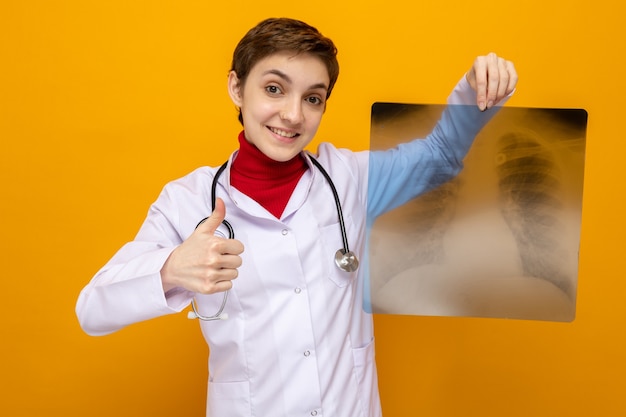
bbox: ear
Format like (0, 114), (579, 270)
(228, 71), (243, 107)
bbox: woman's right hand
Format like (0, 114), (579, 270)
(160, 198), (244, 294)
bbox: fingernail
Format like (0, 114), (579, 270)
(478, 101), (486, 111)
(487, 100), (494, 109)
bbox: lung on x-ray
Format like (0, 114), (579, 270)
(368, 104), (587, 322)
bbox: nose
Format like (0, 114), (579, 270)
(280, 98), (304, 125)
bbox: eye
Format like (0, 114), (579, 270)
(306, 96), (323, 105)
(265, 85), (282, 95)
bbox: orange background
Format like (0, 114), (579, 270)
(1, 1), (624, 416)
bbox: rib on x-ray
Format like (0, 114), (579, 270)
(368, 105), (587, 322)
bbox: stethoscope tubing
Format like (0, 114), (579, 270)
(189, 161), (232, 321)
(307, 155), (351, 254)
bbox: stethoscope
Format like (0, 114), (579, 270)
(188, 154), (359, 321)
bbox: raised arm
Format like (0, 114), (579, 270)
(367, 53), (517, 219)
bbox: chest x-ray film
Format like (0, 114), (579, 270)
(368, 104), (587, 322)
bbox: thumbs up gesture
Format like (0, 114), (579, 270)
(161, 198), (244, 294)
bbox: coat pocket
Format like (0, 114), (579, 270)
(352, 338), (382, 417)
(318, 215), (358, 288)
(207, 380), (251, 417)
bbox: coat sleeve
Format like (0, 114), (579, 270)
(366, 76), (512, 219)
(76, 183), (195, 336)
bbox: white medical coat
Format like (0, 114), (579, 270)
(76, 77), (506, 417)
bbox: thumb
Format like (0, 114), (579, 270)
(197, 197), (226, 234)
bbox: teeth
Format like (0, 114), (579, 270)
(270, 128), (297, 138)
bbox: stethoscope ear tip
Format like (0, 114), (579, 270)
(187, 311), (198, 320)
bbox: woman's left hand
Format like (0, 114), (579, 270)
(466, 53), (518, 111)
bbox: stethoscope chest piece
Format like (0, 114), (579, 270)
(335, 249), (359, 272)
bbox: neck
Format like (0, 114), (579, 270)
(230, 131), (308, 218)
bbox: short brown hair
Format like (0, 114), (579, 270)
(230, 18), (340, 124)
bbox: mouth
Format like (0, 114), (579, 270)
(268, 126), (300, 139)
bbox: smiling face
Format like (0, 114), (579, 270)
(228, 51), (330, 162)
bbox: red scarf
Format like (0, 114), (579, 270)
(230, 131), (308, 218)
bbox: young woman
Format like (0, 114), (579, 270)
(77, 17), (517, 417)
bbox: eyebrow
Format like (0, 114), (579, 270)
(263, 69), (328, 91)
